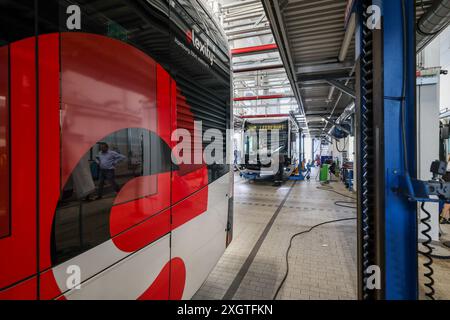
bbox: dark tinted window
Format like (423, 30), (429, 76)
(170, 0), (231, 182)
(0, 46), (9, 238)
(0, 0), (36, 45)
(37, 0), (171, 68)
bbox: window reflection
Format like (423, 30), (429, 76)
(53, 128), (171, 265)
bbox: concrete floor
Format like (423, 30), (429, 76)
(191, 171), (450, 300)
(193, 173), (358, 300)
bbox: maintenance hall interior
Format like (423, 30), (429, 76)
(0, 0), (450, 301)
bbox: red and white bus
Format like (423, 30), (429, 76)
(0, 0), (232, 300)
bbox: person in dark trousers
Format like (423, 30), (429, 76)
(95, 142), (126, 199)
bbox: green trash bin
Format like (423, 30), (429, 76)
(320, 164), (329, 182)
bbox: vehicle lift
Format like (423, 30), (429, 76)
(350, 0), (449, 300)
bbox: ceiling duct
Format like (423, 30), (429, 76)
(417, 0), (450, 52)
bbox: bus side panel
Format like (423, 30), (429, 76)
(60, 235), (170, 300)
(171, 173), (229, 299)
(0, 38), (37, 290)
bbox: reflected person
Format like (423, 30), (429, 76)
(96, 142), (126, 199)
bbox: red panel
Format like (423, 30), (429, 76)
(0, 38), (37, 289)
(171, 187), (208, 230)
(0, 277), (37, 300)
(171, 84), (208, 203)
(38, 34), (60, 271)
(110, 172), (170, 237)
(171, 166), (208, 205)
(112, 209), (170, 253)
(156, 65), (172, 147)
(169, 257), (186, 300)
(0, 45), (9, 238)
(60, 33), (157, 187)
(39, 270), (62, 300)
(170, 80), (177, 148)
(138, 259), (171, 300)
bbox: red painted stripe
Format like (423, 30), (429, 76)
(231, 44), (278, 56)
(157, 65), (172, 147)
(38, 33), (60, 271)
(0, 38), (37, 289)
(0, 46), (9, 238)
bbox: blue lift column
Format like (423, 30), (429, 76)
(353, 0), (418, 300)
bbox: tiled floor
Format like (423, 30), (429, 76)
(193, 173), (358, 300)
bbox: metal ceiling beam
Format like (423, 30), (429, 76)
(226, 25), (271, 36)
(233, 64), (284, 73)
(298, 73), (354, 82)
(296, 61), (354, 75)
(221, 0), (261, 10)
(321, 117), (351, 135)
(240, 114), (291, 119)
(228, 31), (273, 41)
(261, 0), (306, 117)
(325, 79), (355, 99)
(234, 94), (295, 101)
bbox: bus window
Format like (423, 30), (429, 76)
(0, 45), (9, 238)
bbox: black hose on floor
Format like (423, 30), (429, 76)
(317, 183), (357, 210)
(273, 217), (357, 300)
(334, 201), (357, 209)
(317, 184), (356, 201)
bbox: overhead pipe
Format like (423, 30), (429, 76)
(327, 12), (356, 103)
(338, 13), (356, 62)
(417, 0), (450, 53)
(231, 44), (278, 56)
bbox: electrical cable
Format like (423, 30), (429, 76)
(418, 202), (435, 300)
(400, 0), (436, 299)
(317, 183), (357, 209)
(430, 253), (450, 260)
(272, 217), (357, 300)
(335, 137), (348, 154)
(334, 201), (357, 209)
(317, 184), (357, 201)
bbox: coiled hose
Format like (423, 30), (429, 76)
(419, 202), (435, 300)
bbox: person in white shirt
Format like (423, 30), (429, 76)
(96, 142), (126, 199)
